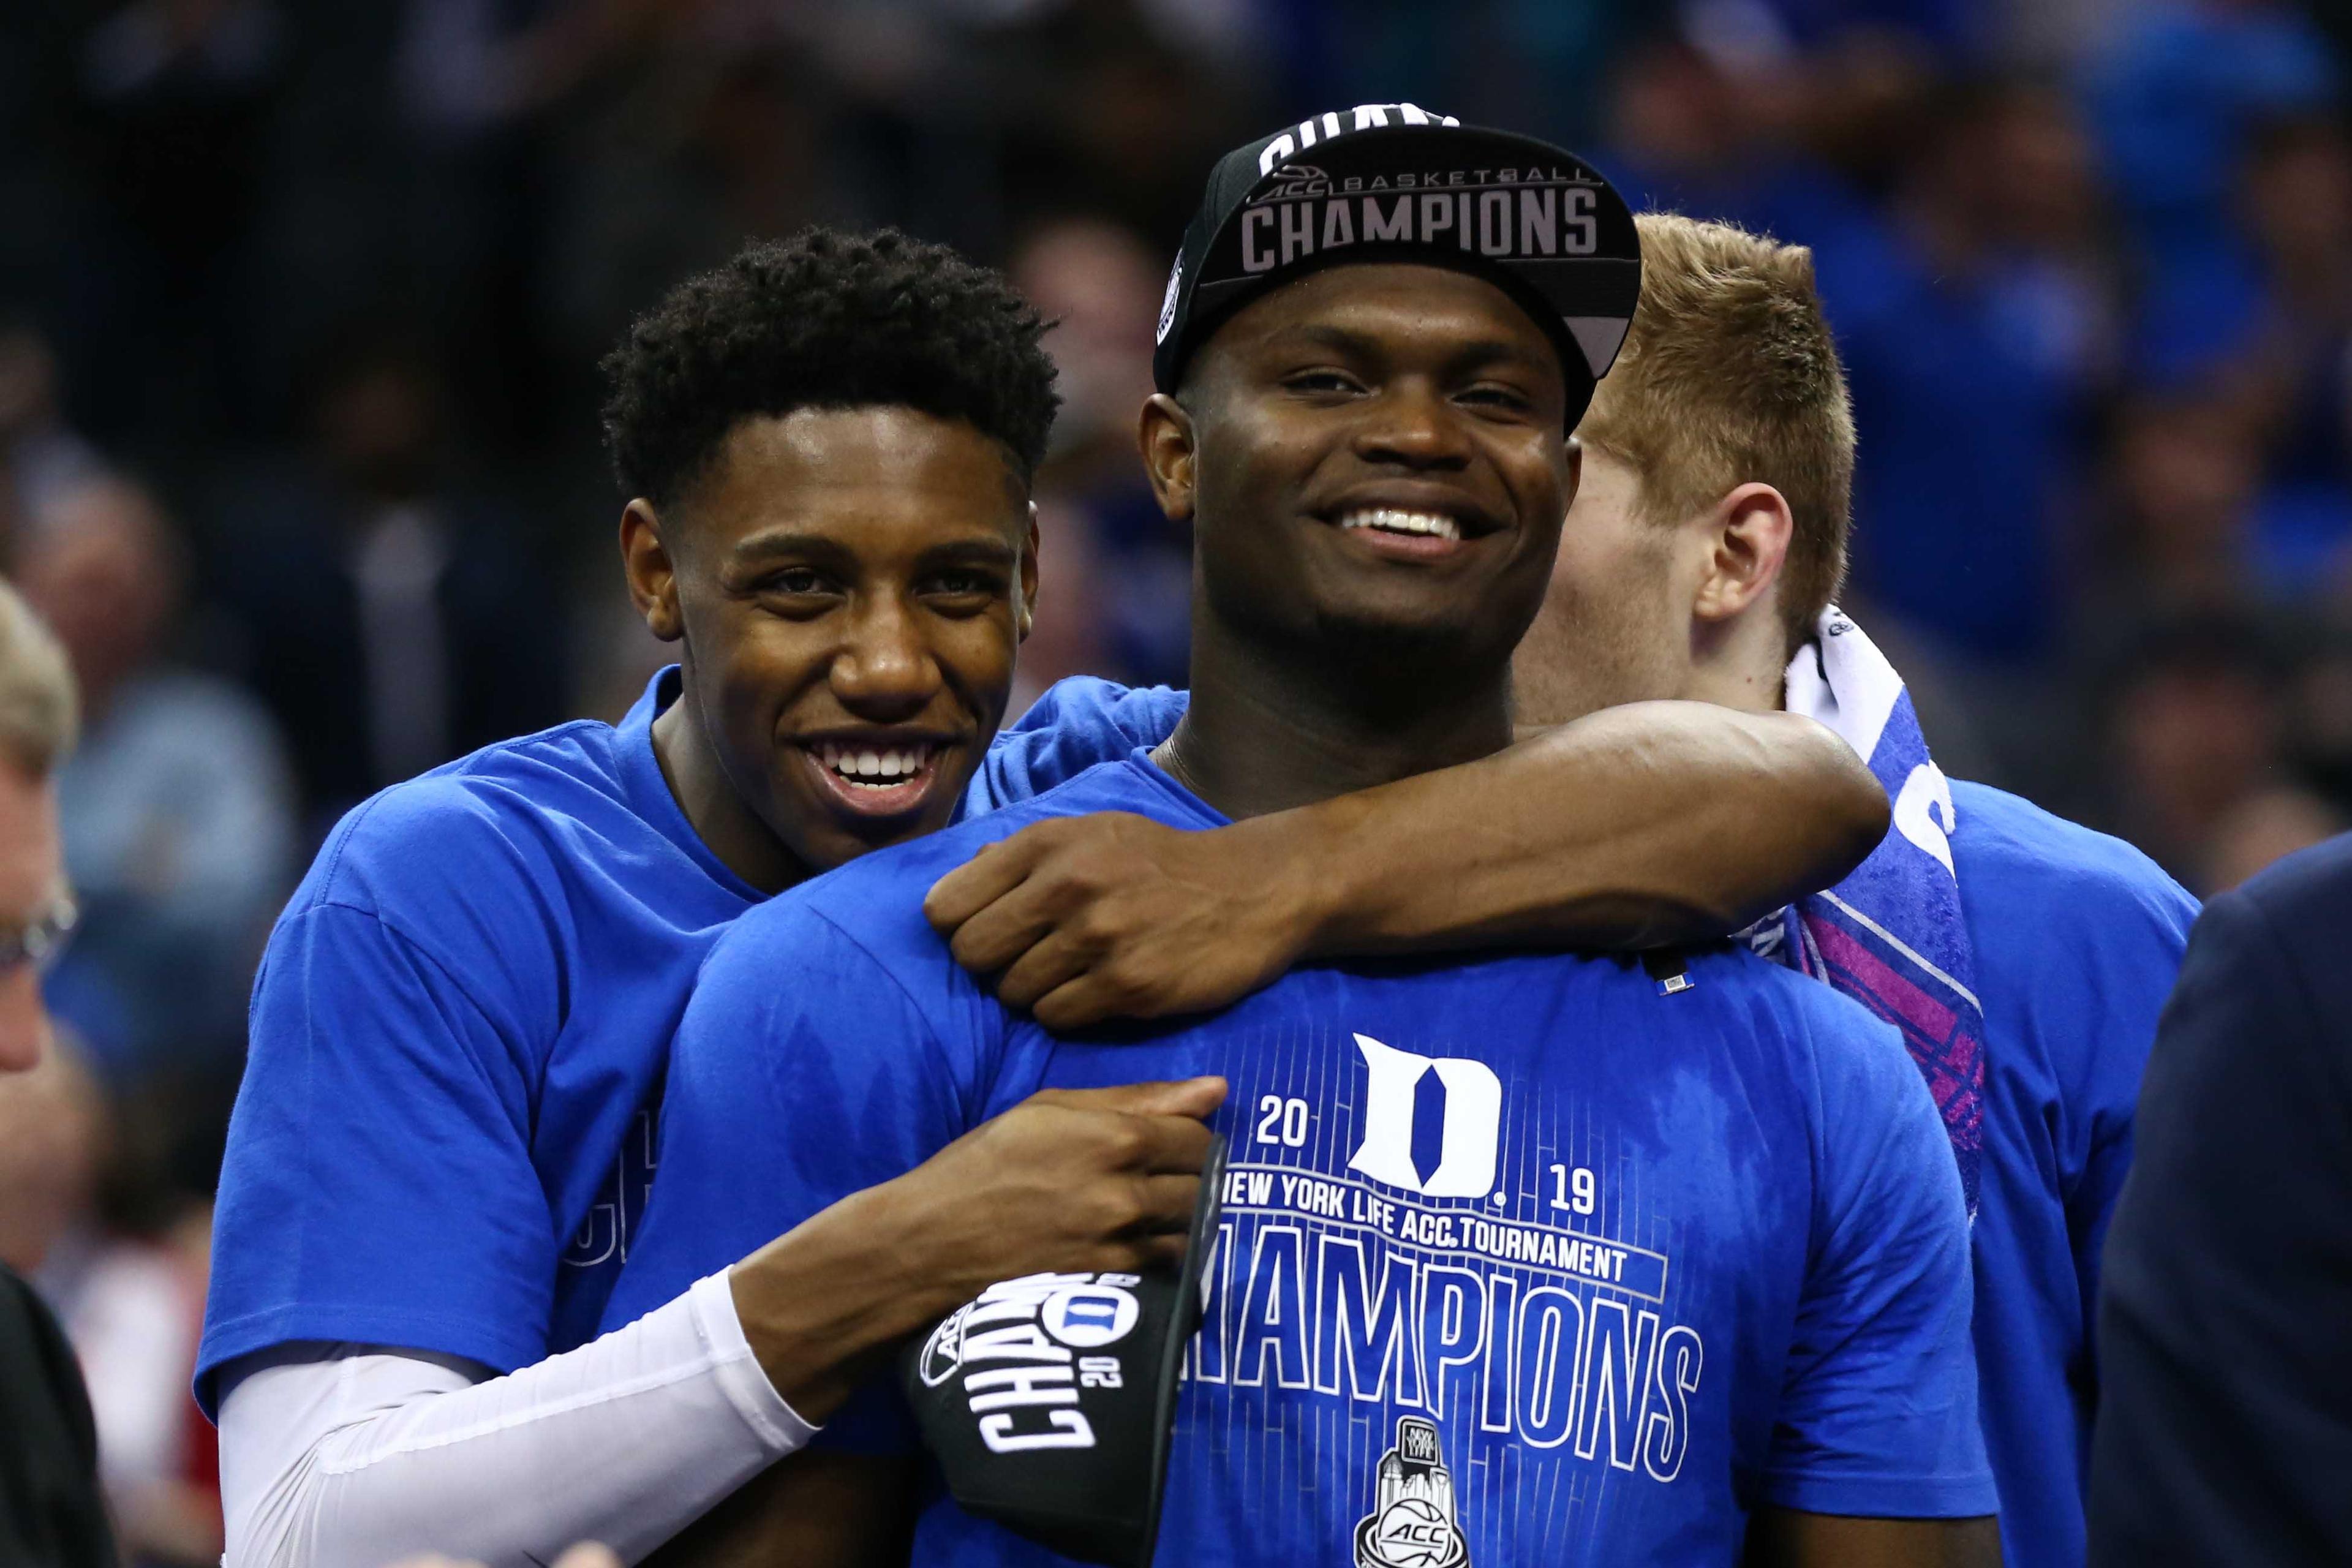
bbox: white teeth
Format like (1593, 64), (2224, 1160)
(816, 741), (935, 788)
(1337, 507), (1463, 541)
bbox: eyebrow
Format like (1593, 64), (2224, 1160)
(730, 529), (850, 565)
(1439, 336), (1548, 375)
(1278, 325), (1548, 378)
(1287, 323), (1381, 360)
(729, 529), (1022, 568)
(918, 537), (1020, 567)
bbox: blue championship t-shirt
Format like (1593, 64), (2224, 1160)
(196, 669), (1169, 1415)
(971, 681), (2197, 1568)
(604, 755), (1995, 1563)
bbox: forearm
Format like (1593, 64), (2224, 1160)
(725, 1178), (975, 1420)
(219, 1276), (810, 1568)
(1275, 701), (1888, 956)
(1746, 1510), (2002, 1567)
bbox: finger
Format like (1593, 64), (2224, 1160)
(1121, 1109), (1220, 1174)
(552, 1548), (623, 1568)
(994, 930), (1093, 1012)
(1032, 1077), (1227, 1121)
(944, 877), (1062, 977)
(1031, 973), (1121, 1033)
(924, 833), (1041, 934)
(1136, 1231), (1193, 1271)
(1127, 1172), (1205, 1232)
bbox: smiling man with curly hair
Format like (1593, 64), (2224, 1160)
(201, 227), (1229, 1568)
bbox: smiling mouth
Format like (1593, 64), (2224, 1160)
(1336, 506), (1465, 543)
(802, 738), (949, 819)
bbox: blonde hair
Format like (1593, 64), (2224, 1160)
(0, 579), (75, 778)
(1578, 213), (1855, 655)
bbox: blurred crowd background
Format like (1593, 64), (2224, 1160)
(6, 0), (2352, 1559)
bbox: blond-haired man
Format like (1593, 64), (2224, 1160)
(1512, 214), (2197, 1568)
(0, 578), (112, 1567)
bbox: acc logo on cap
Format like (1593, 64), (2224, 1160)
(1041, 1283), (1140, 1349)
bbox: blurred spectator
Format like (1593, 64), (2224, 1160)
(0, 573), (116, 1568)
(1829, 76), (2115, 669)
(0, 322), (104, 554)
(1, 1039), (220, 1568)
(66, 0), (289, 443)
(212, 332), (567, 828)
(1012, 216), (1191, 693)
(13, 475), (294, 1077)
(2095, 611), (2290, 891)
(2288, 624), (2352, 806)
(2093, 391), (2265, 615)
(546, 31), (843, 384)
(2203, 782), (2348, 888)
(970, 0), (1257, 246)
(1602, 29), (1879, 249)
(2232, 117), (2352, 587)
(2082, 0), (2340, 390)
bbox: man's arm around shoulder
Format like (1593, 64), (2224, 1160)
(932, 703), (1886, 1028)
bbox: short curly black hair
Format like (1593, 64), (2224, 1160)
(601, 227), (1060, 507)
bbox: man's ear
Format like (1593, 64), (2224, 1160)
(620, 498), (684, 642)
(1692, 481), (1794, 627)
(1018, 502), (1041, 642)
(1562, 434), (1585, 512)
(1138, 393), (1198, 523)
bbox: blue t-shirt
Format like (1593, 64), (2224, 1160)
(1944, 782), (2195, 1568)
(606, 756), (1994, 1564)
(972, 685), (2196, 1568)
(197, 669), (1169, 1416)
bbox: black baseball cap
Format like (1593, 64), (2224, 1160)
(1152, 104), (1643, 426)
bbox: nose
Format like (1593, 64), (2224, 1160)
(0, 965), (50, 1074)
(829, 592), (941, 720)
(1352, 379), (1473, 471)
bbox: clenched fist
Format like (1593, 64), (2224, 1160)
(925, 812), (1316, 1030)
(888, 1077), (1229, 1292)
(730, 1077), (1226, 1418)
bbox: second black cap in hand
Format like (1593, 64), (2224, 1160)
(1152, 104), (1643, 427)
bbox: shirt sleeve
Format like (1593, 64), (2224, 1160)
(216, 1277), (810, 1568)
(2061, 873), (2196, 1363)
(1756, 998), (1997, 1520)
(199, 900), (555, 1415)
(966, 678), (1186, 813)
(602, 898), (994, 1452)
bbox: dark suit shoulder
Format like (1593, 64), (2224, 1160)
(0, 1267), (114, 1567)
(2089, 837), (2352, 1564)
(2230, 831), (2352, 937)
(2197, 835), (2352, 1047)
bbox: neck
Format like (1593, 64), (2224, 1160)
(651, 684), (812, 896)
(1681, 606), (1789, 714)
(1159, 620), (1517, 821)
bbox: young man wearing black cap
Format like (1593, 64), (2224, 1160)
(603, 111), (1999, 1566)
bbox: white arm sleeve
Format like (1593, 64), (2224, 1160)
(217, 1272), (815, 1568)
